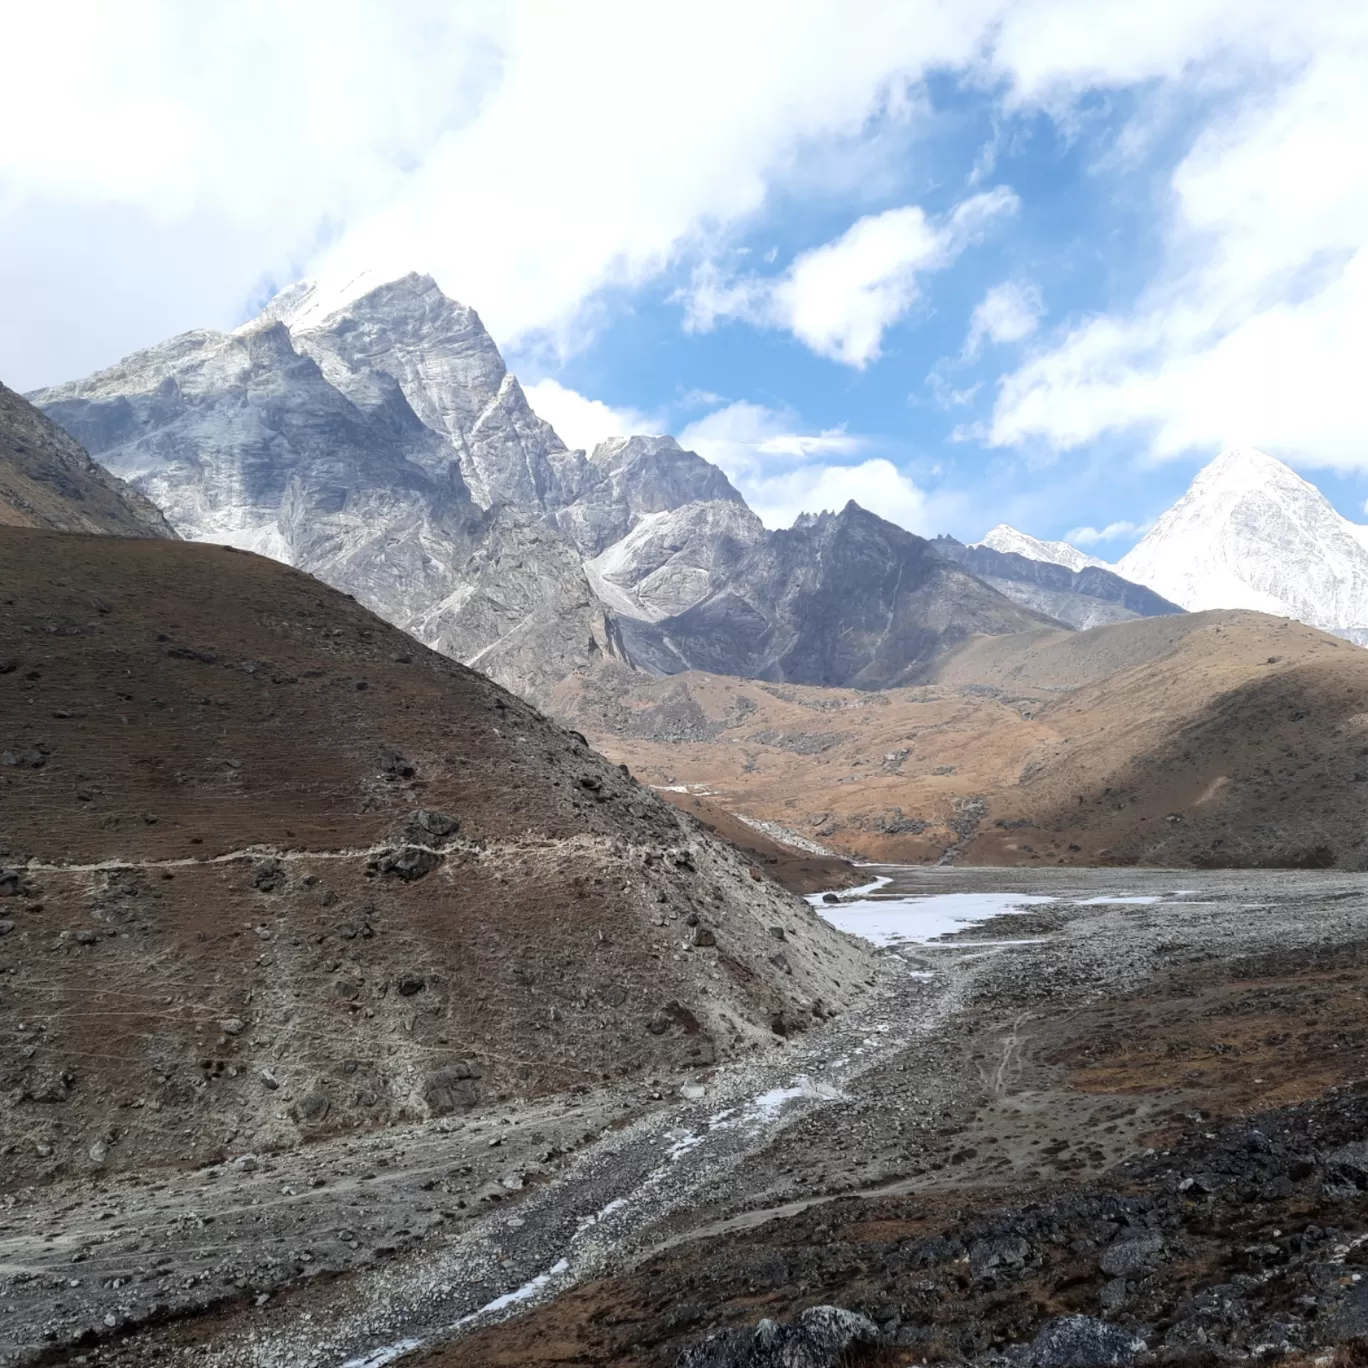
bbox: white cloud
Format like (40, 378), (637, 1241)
(989, 11), (1368, 470)
(677, 400), (929, 530)
(521, 379), (654, 453)
(1066, 519), (1151, 546)
(2, 0), (1365, 518)
(963, 281), (1042, 359)
(685, 190), (1020, 367)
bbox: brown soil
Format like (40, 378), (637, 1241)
(554, 610), (1368, 870)
(0, 528), (873, 1192)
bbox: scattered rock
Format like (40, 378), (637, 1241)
(422, 1062), (482, 1116)
(693, 927), (717, 948)
(220, 1017), (245, 1036)
(1021, 1315), (1146, 1367)
(676, 1305), (881, 1368)
(251, 859), (282, 892)
(408, 809), (460, 840)
(397, 973), (426, 997)
(1098, 1231), (1163, 1277)
(292, 1091), (331, 1125)
(374, 847), (443, 881)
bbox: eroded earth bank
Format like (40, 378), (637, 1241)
(8, 867), (1368, 1367)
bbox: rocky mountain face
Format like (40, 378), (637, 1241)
(0, 380), (174, 537)
(932, 535), (1184, 630)
(1115, 447), (1368, 645)
(34, 271), (1070, 700)
(33, 276), (624, 702)
(615, 503), (1056, 687)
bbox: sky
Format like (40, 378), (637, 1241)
(3, 0), (1367, 553)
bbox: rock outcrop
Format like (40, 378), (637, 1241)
(617, 503), (1058, 687)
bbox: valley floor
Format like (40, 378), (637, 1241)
(7, 868), (1368, 1367)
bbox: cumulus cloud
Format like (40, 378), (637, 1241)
(989, 10), (1368, 470)
(521, 379), (655, 453)
(963, 281), (1042, 359)
(4, 0), (1366, 514)
(685, 190), (1020, 367)
(677, 400), (929, 530)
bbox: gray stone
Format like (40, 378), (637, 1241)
(423, 1063), (482, 1116)
(1024, 1315), (1147, 1367)
(970, 1234), (1031, 1279)
(1098, 1232), (1163, 1277)
(692, 927), (717, 948)
(409, 809), (460, 840)
(292, 1091), (331, 1125)
(675, 1305), (881, 1368)
(397, 973), (426, 997)
(379, 848), (442, 881)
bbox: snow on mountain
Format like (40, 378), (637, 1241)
(976, 523), (1109, 573)
(1116, 447), (1368, 645)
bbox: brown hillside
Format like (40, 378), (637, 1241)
(555, 610), (1368, 870)
(0, 380), (174, 536)
(0, 529), (871, 1192)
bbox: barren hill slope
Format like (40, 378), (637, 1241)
(0, 529), (871, 1192)
(557, 610), (1368, 870)
(0, 381), (173, 537)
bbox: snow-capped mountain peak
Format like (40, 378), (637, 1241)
(975, 523), (1109, 573)
(1116, 446), (1368, 643)
(245, 267), (428, 336)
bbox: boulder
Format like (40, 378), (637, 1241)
(676, 1305), (882, 1367)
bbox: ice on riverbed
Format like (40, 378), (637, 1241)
(745, 1077), (842, 1120)
(458, 1258), (571, 1325)
(810, 891), (1056, 945)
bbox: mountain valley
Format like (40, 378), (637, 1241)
(7, 277), (1368, 1368)
(561, 609), (1368, 871)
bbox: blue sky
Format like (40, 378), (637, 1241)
(3, 2), (1366, 555)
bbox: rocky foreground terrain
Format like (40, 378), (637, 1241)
(560, 608), (1368, 870)
(6, 868), (1368, 1367)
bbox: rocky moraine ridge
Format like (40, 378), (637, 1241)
(32, 274), (1180, 703)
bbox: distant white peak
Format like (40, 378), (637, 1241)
(1187, 446), (1319, 499)
(976, 523), (1109, 573)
